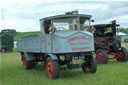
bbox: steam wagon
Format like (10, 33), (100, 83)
(17, 11), (97, 79)
(0, 35), (14, 52)
(90, 20), (128, 64)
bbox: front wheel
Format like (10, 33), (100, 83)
(96, 49), (108, 64)
(46, 57), (59, 79)
(117, 47), (128, 62)
(82, 56), (97, 73)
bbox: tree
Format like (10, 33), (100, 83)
(117, 28), (128, 34)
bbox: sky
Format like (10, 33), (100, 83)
(1, 0), (128, 32)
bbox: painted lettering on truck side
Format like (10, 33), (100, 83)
(69, 43), (89, 45)
(67, 36), (91, 51)
(72, 47), (89, 51)
(67, 36), (92, 43)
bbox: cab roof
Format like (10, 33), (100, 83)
(91, 24), (120, 28)
(40, 14), (92, 21)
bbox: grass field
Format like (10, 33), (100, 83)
(0, 43), (128, 85)
(0, 31), (40, 41)
(14, 31), (40, 40)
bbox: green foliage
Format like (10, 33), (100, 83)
(117, 28), (128, 34)
(0, 31), (40, 41)
(14, 31), (40, 40)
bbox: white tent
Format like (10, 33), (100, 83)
(116, 32), (127, 36)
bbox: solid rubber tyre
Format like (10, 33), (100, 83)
(96, 49), (108, 64)
(117, 47), (128, 62)
(46, 57), (59, 79)
(22, 55), (31, 69)
(82, 56), (97, 73)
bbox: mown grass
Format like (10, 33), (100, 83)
(0, 43), (128, 85)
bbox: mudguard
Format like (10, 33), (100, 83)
(24, 52), (35, 61)
(47, 53), (58, 60)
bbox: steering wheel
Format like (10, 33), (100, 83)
(58, 27), (65, 30)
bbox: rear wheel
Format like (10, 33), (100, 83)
(23, 55), (31, 69)
(117, 47), (128, 62)
(82, 56), (97, 73)
(46, 57), (59, 79)
(96, 49), (108, 64)
(22, 55), (36, 69)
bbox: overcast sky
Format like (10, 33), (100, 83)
(1, 0), (128, 32)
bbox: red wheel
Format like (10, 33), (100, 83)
(23, 56), (27, 68)
(46, 57), (59, 79)
(22, 55), (31, 69)
(46, 61), (54, 78)
(96, 49), (108, 64)
(119, 51), (125, 59)
(96, 52), (104, 63)
(117, 47), (128, 62)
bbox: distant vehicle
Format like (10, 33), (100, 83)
(1, 29), (16, 36)
(124, 38), (128, 43)
(0, 35), (14, 52)
(90, 20), (128, 64)
(17, 11), (97, 79)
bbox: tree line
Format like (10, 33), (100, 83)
(117, 28), (128, 34)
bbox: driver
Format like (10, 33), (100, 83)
(49, 25), (54, 34)
(45, 24), (50, 34)
(105, 26), (112, 34)
(91, 26), (96, 33)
